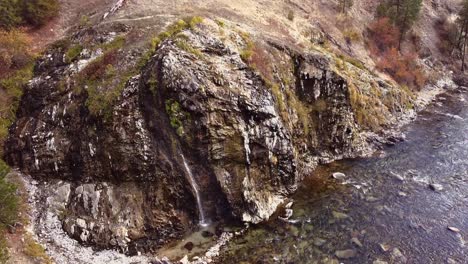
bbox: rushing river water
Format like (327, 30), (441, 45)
(216, 88), (468, 263)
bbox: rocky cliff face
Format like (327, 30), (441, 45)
(4, 19), (413, 253)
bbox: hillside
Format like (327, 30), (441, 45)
(0, 0), (466, 263)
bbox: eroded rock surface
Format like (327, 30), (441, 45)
(4, 19), (415, 253)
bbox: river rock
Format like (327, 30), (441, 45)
(335, 249), (357, 259)
(429, 183), (444, 191)
(391, 248), (407, 263)
(390, 172), (405, 182)
(332, 211), (349, 219)
(379, 243), (390, 252)
(373, 260), (388, 264)
(289, 225), (300, 237)
(448, 226), (461, 233)
(184, 242), (194, 251)
(351, 237), (363, 248)
(313, 237), (327, 247)
(398, 191), (407, 197)
(447, 257), (458, 264)
(332, 172), (346, 180)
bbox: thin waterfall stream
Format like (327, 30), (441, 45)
(181, 154), (209, 227)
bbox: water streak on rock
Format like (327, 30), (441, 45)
(181, 154), (209, 227)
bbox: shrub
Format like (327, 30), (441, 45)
(0, 0), (59, 29)
(0, 0), (22, 30)
(239, 32), (255, 63)
(0, 63), (34, 148)
(368, 17), (399, 54)
(287, 10), (295, 21)
(81, 50), (120, 118)
(0, 160), (18, 229)
(376, 48), (426, 90)
(215, 19), (225, 28)
(0, 29), (33, 77)
(80, 50), (118, 81)
(367, 18), (425, 90)
(165, 99), (188, 136)
(65, 44), (83, 63)
(24, 234), (52, 263)
(343, 29), (361, 44)
(188, 16), (203, 29)
(435, 17), (459, 56)
(21, 0), (59, 27)
(176, 38), (202, 58)
(99, 35), (126, 51)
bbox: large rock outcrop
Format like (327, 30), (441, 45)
(4, 19), (412, 253)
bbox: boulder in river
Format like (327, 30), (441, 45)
(332, 172), (346, 180)
(184, 242), (194, 251)
(448, 226), (460, 233)
(332, 211), (349, 219)
(335, 249), (357, 259)
(373, 260), (388, 264)
(391, 248), (407, 263)
(313, 237), (327, 247)
(429, 183), (444, 192)
(351, 237), (363, 248)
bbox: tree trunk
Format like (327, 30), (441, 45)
(462, 34), (467, 71)
(398, 10), (409, 51)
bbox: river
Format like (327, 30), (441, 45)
(216, 87), (468, 263)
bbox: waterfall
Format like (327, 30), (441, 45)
(180, 154), (209, 227)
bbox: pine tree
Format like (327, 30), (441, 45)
(0, 0), (22, 30)
(377, 0), (423, 50)
(338, 0), (354, 14)
(457, 0), (468, 71)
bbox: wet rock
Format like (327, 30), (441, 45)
(215, 226), (224, 237)
(373, 260), (388, 264)
(321, 257), (339, 264)
(391, 248), (407, 263)
(429, 183), (444, 191)
(351, 237), (363, 248)
(289, 225), (300, 237)
(281, 209), (294, 220)
(313, 237), (327, 247)
(448, 226), (461, 233)
(379, 243), (390, 252)
(366, 196), (379, 202)
(332, 211), (349, 219)
(332, 172), (346, 180)
(398, 191), (407, 197)
(335, 249), (357, 259)
(390, 171), (405, 182)
(184, 242), (194, 251)
(201, 231), (214, 238)
(447, 257), (458, 264)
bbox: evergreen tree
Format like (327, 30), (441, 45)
(457, 0), (468, 71)
(21, 0), (59, 27)
(377, 0), (423, 50)
(0, 0), (22, 30)
(338, 0), (354, 14)
(0, 0), (59, 30)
